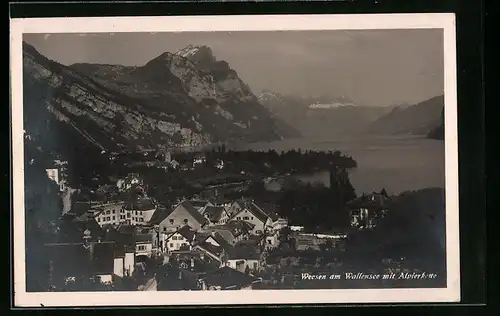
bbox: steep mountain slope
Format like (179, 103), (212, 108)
(68, 44), (299, 143)
(23, 42), (298, 161)
(24, 42), (212, 153)
(368, 95), (444, 136)
(258, 91), (391, 137)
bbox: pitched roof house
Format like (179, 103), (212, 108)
(135, 233), (154, 258)
(347, 190), (392, 229)
(192, 231), (233, 264)
(201, 206), (230, 225)
(158, 201), (208, 233)
(147, 208), (171, 226)
(201, 266), (261, 290)
(155, 264), (201, 291)
(123, 197), (157, 225)
(231, 201), (273, 235)
(162, 225), (197, 253)
(204, 220), (254, 245)
(169, 249), (221, 273)
(188, 199), (213, 212)
(226, 243), (263, 273)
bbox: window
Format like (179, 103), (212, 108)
(112, 216), (115, 220)
(172, 236), (177, 240)
(106, 211), (110, 215)
(135, 211), (138, 215)
(163, 227), (167, 232)
(183, 219), (188, 225)
(169, 219), (174, 224)
(127, 213), (131, 218)
(169, 243), (174, 248)
(97, 217), (100, 222)
(106, 217), (110, 221)
(237, 217), (241, 220)
(251, 217), (254, 220)
(112, 210), (115, 214)
(137, 245), (146, 251)
(253, 262), (257, 269)
(140, 218), (143, 222)
(244, 216), (249, 220)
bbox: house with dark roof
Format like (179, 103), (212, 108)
(162, 225), (197, 253)
(135, 233), (154, 258)
(155, 263), (201, 291)
(201, 206), (230, 226)
(169, 249), (221, 274)
(203, 220), (254, 245)
(231, 200), (273, 236)
(200, 266), (261, 290)
(347, 190), (392, 230)
(123, 197), (157, 225)
(192, 231), (233, 265)
(226, 243), (263, 273)
(158, 201), (208, 233)
(188, 199), (213, 212)
(147, 207), (171, 226)
(227, 199), (247, 217)
(101, 226), (136, 277)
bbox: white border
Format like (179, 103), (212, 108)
(10, 14), (459, 307)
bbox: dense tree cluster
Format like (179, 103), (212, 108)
(175, 147), (357, 176)
(343, 188), (446, 273)
(226, 174), (356, 233)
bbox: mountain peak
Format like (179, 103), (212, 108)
(175, 45), (216, 63)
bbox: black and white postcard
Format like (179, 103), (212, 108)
(10, 14), (459, 306)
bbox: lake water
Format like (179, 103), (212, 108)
(230, 135), (445, 195)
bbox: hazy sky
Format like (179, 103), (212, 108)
(24, 30), (444, 106)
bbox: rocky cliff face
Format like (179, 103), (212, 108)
(23, 43), (298, 156)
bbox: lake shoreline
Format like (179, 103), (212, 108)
(232, 135), (445, 195)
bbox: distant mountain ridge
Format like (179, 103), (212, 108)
(427, 108), (444, 140)
(23, 42), (300, 159)
(257, 91), (392, 137)
(368, 95), (444, 137)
